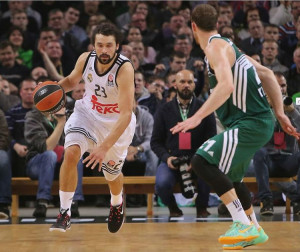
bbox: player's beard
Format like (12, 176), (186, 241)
(177, 89), (193, 100)
(97, 52), (116, 65)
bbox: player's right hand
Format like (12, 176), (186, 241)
(277, 113), (300, 139)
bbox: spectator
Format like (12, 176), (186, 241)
(278, 1), (300, 67)
(177, 25), (205, 60)
(39, 40), (74, 81)
(232, 1), (269, 29)
(85, 14), (106, 36)
(156, 36), (205, 97)
(135, 71), (159, 116)
(217, 15), (231, 29)
(24, 107), (84, 217)
(165, 72), (177, 89)
(0, 109), (12, 219)
(151, 14), (185, 52)
(129, 41), (156, 65)
(127, 26), (157, 65)
(269, 0), (293, 26)
(9, 9), (38, 51)
(264, 24), (285, 64)
(251, 53), (262, 64)
(236, 7), (262, 41)
(218, 3), (234, 25)
(178, 5), (191, 27)
(0, 41), (30, 89)
(151, 69), (216, 217)
(22, 0), (42, 29)
(0, 78), (20, 113)
(123, 99), (158, 177)
(159, 0), (183, 26)
(30, 67), (48, 82)
(63, 5), (88, 44)
(31, 1), (66, 28)
(287, 47), (300, 96)
(147, 76), (167, 105)
(154, 51), (187, 79)
(240, 19), (265, 56)
(77, 0), (104, 29)
(130, 12), (157, 47)
(261, 39), (288, 75)
(219, 25), (236, 43)
(253, 72), (300, 215)
(0, 1), (39, 34)
(6, 78), (36, 177)
(264, 24), (280, 41)
(115, 1), (138, 31)
(8, 26), (33, 69)
(47, 9), (81, 56)
(65, 79), (86, 113)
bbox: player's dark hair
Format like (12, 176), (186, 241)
(91, 21), (123, 45)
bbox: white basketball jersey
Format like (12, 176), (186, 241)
(78, 51), (132, 123)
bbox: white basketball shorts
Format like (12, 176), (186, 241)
(64, 102), (136, 181)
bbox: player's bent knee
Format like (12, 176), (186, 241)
(191, 154), (216, 181)
(191, 154), (233, 196)
(64, 145), (81, 163)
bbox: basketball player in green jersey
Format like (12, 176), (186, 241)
(171, 4), (300, 249)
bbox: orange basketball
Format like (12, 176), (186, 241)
(33, 81), (66, 113)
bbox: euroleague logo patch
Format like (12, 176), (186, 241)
(107, 74), (114, 87)
(102, 159), (123, 171)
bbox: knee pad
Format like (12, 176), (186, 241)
(191, 155), (233, 196)
(233, 182), (251, 210)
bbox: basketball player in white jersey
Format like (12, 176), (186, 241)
(49, 22), (136, 233)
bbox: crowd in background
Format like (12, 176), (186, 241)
(1, 0), (300, 219)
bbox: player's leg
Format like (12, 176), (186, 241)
(103, 168), (125, 233)
(192, 155), (258, 244)
(223, 182), (269, 249)
(49, 144), (81, 232)
(192, 128), (262, 244)
(50, 107), (93, 232)
(59, 145), (81, 213)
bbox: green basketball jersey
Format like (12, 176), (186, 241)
(206, 34), (271, 128)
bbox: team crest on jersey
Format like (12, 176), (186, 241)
(107, 74), (114, 87)
(87, 73), (93, 82)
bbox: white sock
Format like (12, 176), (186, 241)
(248, 212), (260, 229)
(110, 190), (123, 206)
(226, 199), (251, 225)
(59, 190), (74, 216)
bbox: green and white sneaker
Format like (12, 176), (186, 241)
(218, 221), (259, 245)
(222, 226), (268, 250)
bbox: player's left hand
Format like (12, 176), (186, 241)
(170, 116), (202, 134)
(83, 145), (108, 171)
(277, 113), (300, 139)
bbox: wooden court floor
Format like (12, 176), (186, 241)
(0, 222), (299, 252)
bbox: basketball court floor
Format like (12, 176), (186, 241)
(1, 206), (299, 251)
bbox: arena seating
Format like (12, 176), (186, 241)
(11, 176), (295, 217)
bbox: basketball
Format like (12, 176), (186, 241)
(33, 81), (66, 114)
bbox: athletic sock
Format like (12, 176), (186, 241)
(110, 190), (123, 206)
(226, 199), (251, 225)
(59, 190), (74, 216)
(248, 212), (260, 229)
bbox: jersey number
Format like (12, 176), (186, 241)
(200, 139), (216, 152)
(95, 84), (107, 98)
